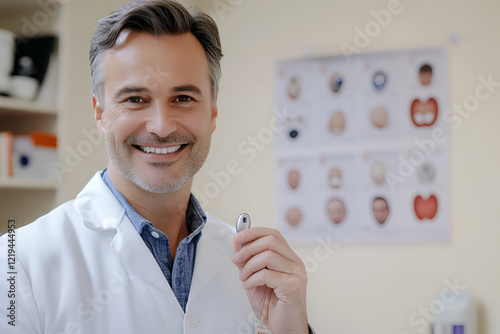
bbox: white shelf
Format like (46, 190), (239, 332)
(0, 96), (57, 116)
(0, 177), (58, 190)
(0, 0), (62, 230)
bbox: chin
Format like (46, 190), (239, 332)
(120, 164), (183, 193)
(134, 177), (185, 194)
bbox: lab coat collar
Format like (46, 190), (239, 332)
(110, 211), (182, 314)
(74, 172), (183, 312)
(74, 171), (125, 231)
(188, 214), (231, 303)
(74, 172), (236, 313)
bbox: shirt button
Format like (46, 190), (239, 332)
(187, 314), (200, 328)
(151, 231), (160, 239)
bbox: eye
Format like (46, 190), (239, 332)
(174, 95), (194, 103)
(124, 96), (145, 103)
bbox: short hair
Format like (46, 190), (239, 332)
(419, 64), (432, 74)
(373, 196), (389, 208)
(89, 0), (223, 104)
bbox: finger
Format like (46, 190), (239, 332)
(234, 227), (288, 245)
(231, 236), (245, 270)
(231, 232), (244, 253)
(238, 250), (296, 282)
(232, 233), (301, 266)
(241, 269), (305, 302)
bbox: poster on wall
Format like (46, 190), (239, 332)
(274, 47), (450, 244)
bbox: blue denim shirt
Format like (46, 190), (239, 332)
(101, 169), (206, 312)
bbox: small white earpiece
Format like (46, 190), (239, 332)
(236, 213), (251, 233)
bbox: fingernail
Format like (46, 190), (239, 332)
(234, 233), (244, 242)
(231, 251), (239, 261)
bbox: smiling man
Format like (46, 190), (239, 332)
(94, 30), (218, 260)
(0, 1), (312, 333)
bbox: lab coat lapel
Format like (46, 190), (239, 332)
(76, 172), (182, 312)
(75, 172), (124, 231)
(110, 215), (176, 297)
(188, 222), (227, 301)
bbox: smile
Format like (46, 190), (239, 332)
(136, 145), (183, 154)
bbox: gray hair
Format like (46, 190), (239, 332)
(89, 0), (223, 104)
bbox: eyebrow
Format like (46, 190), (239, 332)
(113, 84), (204, 101)
(171, 84), (203, 96)
(113, 86), (150, 101)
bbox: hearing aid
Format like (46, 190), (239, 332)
(236, 213), (251, 246)
(236, 213), (251, 233)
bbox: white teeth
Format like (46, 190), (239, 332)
(414, 112), (424, 125)
(424, 112), (435, 124)
(167, 146), (181, 153)
(139, 145), (182, 154)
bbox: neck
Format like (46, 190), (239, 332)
(108, 164), (192, 258)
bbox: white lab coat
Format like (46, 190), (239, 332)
(0, 172), (261, 334)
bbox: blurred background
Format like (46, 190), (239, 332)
(0, 0), (499, 333)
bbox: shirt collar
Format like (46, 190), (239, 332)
(185, 192), (207, 244)
(101, 168), (207, 239)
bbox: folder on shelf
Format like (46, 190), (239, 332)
(13, 132), (58, 180)
(0, 131), (13, 177)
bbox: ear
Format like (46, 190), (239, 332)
(92, 94), (106, 136)
(210, 94), (218, 134)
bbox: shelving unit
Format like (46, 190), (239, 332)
(0, 96), (57, 116)
(0, 177), (58, 190)
(0, 0), (63, 234)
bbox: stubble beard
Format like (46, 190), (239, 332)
(105, 132), (211, 194)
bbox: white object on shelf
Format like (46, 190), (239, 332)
(10, 75), (39, 101)
(37, 52), (59, 106)
(13, 133), (58, 181)
(433, 291), (477, 334)
(0, 29), (15, 95)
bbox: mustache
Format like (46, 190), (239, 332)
(125, 133), (195, 146)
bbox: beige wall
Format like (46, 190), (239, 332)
(57, 0), (500, 333)
(57, 0), (126, 201)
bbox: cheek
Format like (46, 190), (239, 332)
(104, 107), (141, 139)
(183, 111), (214, 137)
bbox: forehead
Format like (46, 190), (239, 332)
(329, 200), (343, 208)
(103, 30), (210, 93)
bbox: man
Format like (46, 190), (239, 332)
(0, 1), (312, 333)
(373, 196), (390, 225)
(419, 64), (433, 86)
(327, 198), (345, 225)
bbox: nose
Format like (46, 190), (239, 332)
(145, 103), (177, 137)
